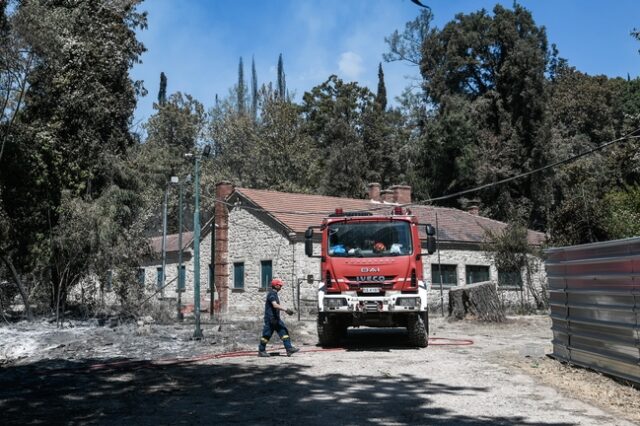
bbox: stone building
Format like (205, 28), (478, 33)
(142, 182), (547, 320)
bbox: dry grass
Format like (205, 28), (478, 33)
(515, 356), (640, 424)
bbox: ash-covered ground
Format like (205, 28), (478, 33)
(0, 315), (317, 367)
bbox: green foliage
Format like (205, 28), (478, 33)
(158, 72), (167, 106)
(376, 63), (387, 111)
(237, 57), (246, 114)
(548, 190), (610, 246)
(251, 57), (258, 121)
(208, 97), (260, 187)
(253, 89), (315, 191)
(302, 75), (376, 197)
(144, 92), (207, 151)
(0, 0), (149, 317)
(417, 4), (551, 225)
(277, 53), (286, 100)
(384, 9), (433, 65)
(603, 186), (640, 239)
(483, 223), (547, 309)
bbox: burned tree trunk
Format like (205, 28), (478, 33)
(448, 281), (506, 322)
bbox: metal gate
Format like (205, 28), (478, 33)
(545, 237), (640, 385)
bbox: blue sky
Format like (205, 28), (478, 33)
(131, 0), (640, 127)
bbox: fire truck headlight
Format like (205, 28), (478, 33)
(324, 298), (347, 309)
(396, 297), (420, 308)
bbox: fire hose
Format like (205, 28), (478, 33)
(45, 337), (474, 374)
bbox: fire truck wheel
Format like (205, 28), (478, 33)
(317, 316), (340, 347)
(407, 314), (429, 348)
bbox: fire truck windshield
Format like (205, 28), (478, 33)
(327, 221), (412, 257)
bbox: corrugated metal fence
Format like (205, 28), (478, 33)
(545, 237), (640, 385)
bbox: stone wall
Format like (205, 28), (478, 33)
(226, 208), (299, 321)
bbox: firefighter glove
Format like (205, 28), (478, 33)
(285, 308), (294, 316)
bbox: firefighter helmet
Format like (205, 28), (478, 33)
(373, 242), (386, 253)
(271, 278), (285, 288)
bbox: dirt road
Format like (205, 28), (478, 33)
(1, 315), (638, 425)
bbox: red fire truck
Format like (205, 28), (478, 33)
(304, 207), (436, 347)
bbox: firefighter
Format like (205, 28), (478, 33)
(258, 278), (300, 357)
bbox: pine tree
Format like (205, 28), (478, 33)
(277, 53), (286, 100)
(251, 56), (258, 120)
(376, 63), (387, 111)
(158, 72), (167, 106)
(237, 57), (246, 114)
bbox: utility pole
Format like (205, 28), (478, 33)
(435, 210), (444, 317)
(177, 176), (186, 321)
(192, 155), (204, 339)
(160, 185), (169, 298)
(187, 146), (210, 340)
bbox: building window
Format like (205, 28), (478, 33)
(261, 260), (273, 289)
(498, 269), (523, 288)
(431, 264), (458, 287)
(156, 267), (164, 289)
(105, 270), (113, 292)
(177, 265), (186, 291)
(233, 262), (244, 289)
(137, 268), (145, 286)
(466, 265), (490, 284)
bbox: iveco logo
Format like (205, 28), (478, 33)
(356, 276), (385, 282)
(360, 267), (380, 273)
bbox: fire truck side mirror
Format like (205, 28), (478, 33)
(425, 223), (436, 254)
(425, 224), (436, 236)
(304, 228), (314, 257)
(426, 236), (436, 255)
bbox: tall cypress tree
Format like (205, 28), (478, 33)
(158, 72), (167, 106)
(277, 53), (286, 100)
(376, 63), (387, 111)
(237, 57), (246, 114)
(251, 56), (258, 120)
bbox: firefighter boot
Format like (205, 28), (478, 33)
(286, 347), (300, 356)
(258, 351), (271, 357)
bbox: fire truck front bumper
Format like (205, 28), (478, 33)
(319, 287), (427, 313)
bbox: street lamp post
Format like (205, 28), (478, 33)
(192, 155), (204, 339)
(160, 185), (168, 298)
(176, 175), (189, 321)
(186, 146), (210, 340)
(161, 177), (179, 298)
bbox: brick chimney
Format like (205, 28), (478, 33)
(214, 181), (234, 315)
(390, 185), (412, 204)
(367, 183), (381, 201)
(466, 199), (480, 216)
(380, 189), (394, 203)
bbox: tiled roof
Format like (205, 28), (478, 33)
(150, 232), (194, 253)
(234, 187), (546, 246)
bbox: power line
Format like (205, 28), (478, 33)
(197, 129), (640, 216)
(417, 130), (640, 204)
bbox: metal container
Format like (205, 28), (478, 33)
(545, 237), (640, 385)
